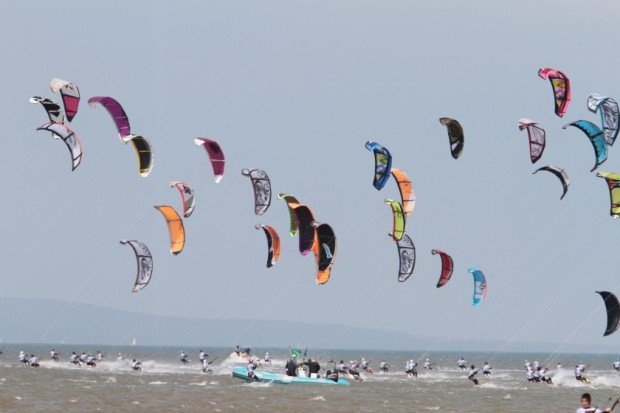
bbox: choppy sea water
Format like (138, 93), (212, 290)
(1, 345), (619, 412)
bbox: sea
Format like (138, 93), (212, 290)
(0, 345), (618, 412)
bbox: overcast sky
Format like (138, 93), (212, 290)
(1, 0), (620, 350)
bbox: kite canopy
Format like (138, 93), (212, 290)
(313, 223), (336, 285)
(88, 96), (131, 139)
(469, 268), (487, 307)
(30, 96), (65, 124)
(293, 204), (316, 255)
(438, 118), (464, 159)
(533, 166), (569, 200)
(278, 193), (301, 236)
(241, 168), (272, 215)
(596, 291), (620, 336)
(396, 234), (416, 282)
(36, 122), (83, 171)
(385, 199), (405, 241)
(170, 181), (196, 218)
(538, 67), (571, 117)
(50, 78), (80, 122)
(517, 118), (546, 163)
(255, 224), (281, 268)
(588, 93), (620, 147)
(126, 135), (153, 178)
(194, 138), (225, 183)
(120, 240), (153, 293)
(365, 141), (392, 190)
(154, 205), (185, 255)
(391, 168), (415, 215)
(596, 172), (620, 218)
(563, 120), (607, 172)
(432, 249), (454, 288)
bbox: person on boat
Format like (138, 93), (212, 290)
(86, 354), (96, 368)
(348, 361), (363, 381)
(423, 358), (433, 370)
(69, 352), (81, 366)
(247, 358), (259, 381)
(235, 345), (241, 357)
(304, 358), (321, 377)
(285, 356), (298, 377)
(18, 351), (28, 365)
(179, 351), (188, 365)
(468, 365), (479, 385)
(131, 359), (142, 371)
(50, 349), (59, 362)
(405, 360), (417, 378)
(264, 352), (271, 366)
(29, 354), (40, 367)
(614, 359), (620, 373)
(482, 362), (492, 377)
(336, 360), (346, 374)
(576, 392), (612, 413)
(458, 357), (467, 370)
(96, 351), (103, 362)
(379, 360), (388, 373)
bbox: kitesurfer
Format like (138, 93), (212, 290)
(482, 362), (492, 377)
(285, 356), (298, 377)
(379, 360), (388, 373)
(526, 367), (535, 382)
(131, 359), (142, 371)
(79, 352), (87, 363)
(348, 361), (363, 381)
(524, 360), (531, 369)
(336, 360), (346, 374)
(235, 346), (241, 357)
(468, 365), (479, 385)
(576, 392), (611, 413)
(50, 349), (59, 362)
(199, 350), (207, 363)
(18, 351), (28, 365)
(264, 352), (271, 366)
(539, 367), (553, 384)
(359, 357), (373, 374)
(424, 358), (433, 370)
(614, 359), (620, 373)
(29, 354), (40, 367)
(86, 354), (96, 368)
(201, 358), (212, 374)
(574, 364), (588, 383)
(179, 351), (188, 365)
(458, 357), (467, 370)
(96, 351), (103, 362)
(69, 352), (81, 366)
(405, 360), (417, 378)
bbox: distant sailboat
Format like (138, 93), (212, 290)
(131, 337), (137, 346)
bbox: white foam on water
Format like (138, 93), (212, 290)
(148, 381), (167, 385)
(308, 396), (325, 401)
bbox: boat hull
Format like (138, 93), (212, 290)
(232, 367), (349, 385)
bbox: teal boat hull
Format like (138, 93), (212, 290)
(232, 367), (350, 385)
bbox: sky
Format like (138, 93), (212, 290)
(1, 0), (620, 351)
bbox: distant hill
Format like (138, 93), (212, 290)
(0, 297), (615, 354)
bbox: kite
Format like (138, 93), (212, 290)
(596, 172), (620, 218)
(538, 67), (571, 117)
(241, 169), (271, 215)
(194, 138), (225, 183)
(385, 199), (405, 241)
(533, 166), (569, 200)
(170, 181), (195, 218)
(439, 118), (464, 159)
(154, 205), (185, 255)
(255, 225), (281, 268)
(396, 234), (416, 282)
(50, 78), (80, 122)
(391, 168), (415, 215)
(588, 93), (620, 146)
(518, 118), (546, 163)
(596, 291), (620, 336)
(119, 240), (153, 293)
(278, 193), (301, 236)
(365, 141), (392, 190)
(432, 249), (454, 288)
(293, 204), (316, 255)
(469, 268), (487, 307)
(313, 222), (336, 285)
(563, 120), (607, 172)
(29, 97), (64, 124)
(36, 122), (83, 171)
(126, 135), (153, 177)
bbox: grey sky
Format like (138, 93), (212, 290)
(1, 0), (620, 350)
